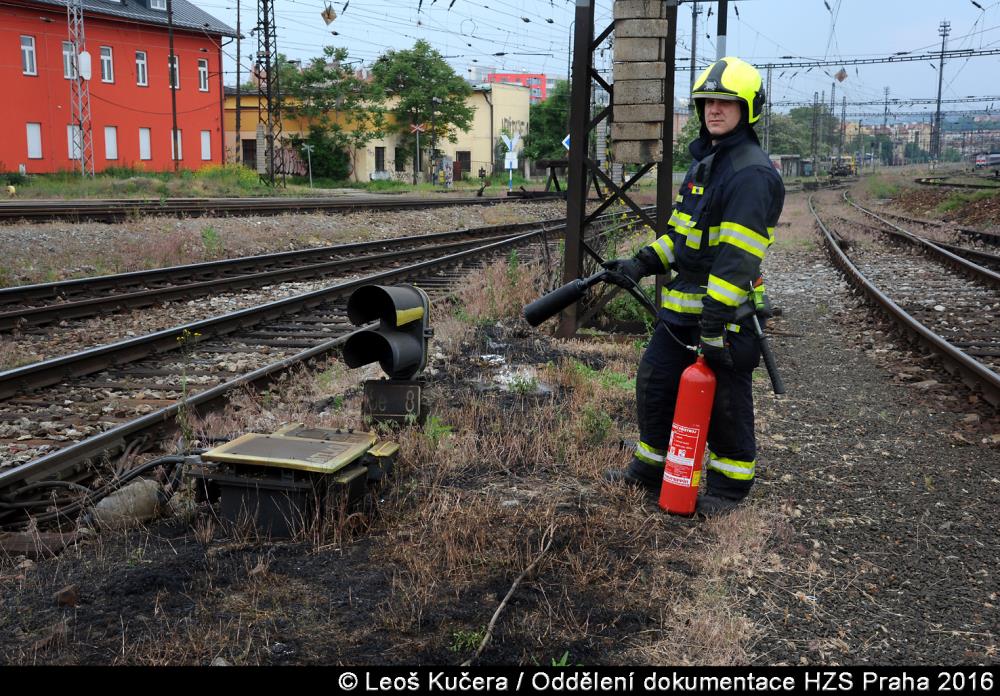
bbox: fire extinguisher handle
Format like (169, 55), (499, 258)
(751, 315), (786, 395)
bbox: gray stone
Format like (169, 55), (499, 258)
(614, 79), (665, 105)
(611, 122), (663, 141)
(613, 61), (666, 81)
(616, 19), (671, 38)
(613, 140), (663, 163)
(614, 38), (667, 62)
(614, 104), (666, 123)
(614, 0), (668, 20)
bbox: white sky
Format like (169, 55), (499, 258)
(198, 0), (1000, 122)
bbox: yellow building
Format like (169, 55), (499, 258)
(222, 82), (531, 182)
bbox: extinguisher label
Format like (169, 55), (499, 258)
(664, 423), (701, 487)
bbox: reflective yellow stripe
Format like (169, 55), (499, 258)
(663, 290), (705, 314)
(669, 210), (695, 229)
(725, 323), (741, 333)
(396, 306), (425, 325)
(719, 221), (771, 259)
(636, 441), (666, 465)
(685, 227), (703, 249)
(706, 274), (748, 308)
(707, 452), (755, 480)
(701, 334), (725, 348)
(708, 225), (721, 247)
(691, 185), (705, 195)
(675, 194), (684, 203)
(649, 236), (675, 268)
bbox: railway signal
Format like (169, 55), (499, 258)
(342, 284), (432, 423)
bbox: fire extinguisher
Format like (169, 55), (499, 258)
(658, 355), (716, 516)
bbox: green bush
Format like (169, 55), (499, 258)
(194, 163), (261, 191)
(291, 131), (351, 180)
(2, 172), (27, 186)
(865, 176), (900, 199)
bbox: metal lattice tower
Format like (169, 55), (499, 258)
(256, 0), (284, 185)
(67, 0), (94, 175)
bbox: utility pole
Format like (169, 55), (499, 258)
(882, 86), (890, 166)
(235, 0), (241, 165)
(829, 82), (836, 153)
(257, 0), (283, 185)
(840, 96), (846, 155)
(167, 0), (179, 172)
(689, 1), (699, 111)
(716, 0), (729, 59)
(67, 0), (94, 175)
(811, 91), (819, 174)
(933, 20), (951, 160)
(764, 65), (772, 152)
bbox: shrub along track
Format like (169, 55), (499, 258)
(809, 193), (1000, 406)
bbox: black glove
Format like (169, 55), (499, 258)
(601, 257), (646, 289)
(699, 332), (734, 370)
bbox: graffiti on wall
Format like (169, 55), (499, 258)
(501, 117), (527, 139)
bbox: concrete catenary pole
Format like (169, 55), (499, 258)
(716, 0), (728, 59)
(933, 20), (951, 160)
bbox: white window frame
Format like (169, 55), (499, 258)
(100, 46), (114, 83)
(200, 130), (212, 161)
(198, 59), (209, 92)
(21, 36), (37, 76)
(150, 0), (166, 9)
(62, 41), (77, 79)
(104, 126), (118, 161)
(135, 51), (148, 86)
(26, 123), (42, 159)
(171, 129), (183, 160)
(139, 128), (152, 160)
(168, 55), (179, 90)
(67, 124), (82, 160)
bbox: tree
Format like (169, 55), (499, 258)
(671, 114), (703, 170)
(523, 80), (570, 162)
(281, 46), (386, 181)
(371, 40), (474, 183)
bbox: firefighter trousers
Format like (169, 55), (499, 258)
(631, 316), (761, 500)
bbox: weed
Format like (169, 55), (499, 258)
(866, 175), (900, 199)
(449, 628), (486, 653)
(509, 374), (540, 394)
(200, 226), (224, 257)
(571, 360), (635, 392)
(580, 404), (613, 446)
(423, 415), (453, 446)
(551, 650), (582, 666)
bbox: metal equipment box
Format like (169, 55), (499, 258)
(188, 425), (397, 538)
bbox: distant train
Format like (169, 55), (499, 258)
(974, 153), (1000, 168)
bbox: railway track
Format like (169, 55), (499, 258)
(0, 218), (563, 331)
(915, 176), (1000, 191)
(810, 193), (1000, 406)
(0, 210), (644, 520)
(0, 193), (553, 224)
(855, 206), (999, 247)
(0, 235), (538, 517)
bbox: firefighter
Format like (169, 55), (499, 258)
(603, 56), (785, 517)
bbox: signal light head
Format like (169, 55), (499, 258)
(342, 284), (432, 380)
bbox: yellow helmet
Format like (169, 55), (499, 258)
(691, 56), (765, 125)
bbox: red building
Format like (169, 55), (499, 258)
(487, 72), (548, 104)
(1, 0), (235, 174)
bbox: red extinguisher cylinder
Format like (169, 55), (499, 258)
(659, 355), (717, 516)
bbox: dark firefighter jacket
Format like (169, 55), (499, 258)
(639, 126), (785, 336)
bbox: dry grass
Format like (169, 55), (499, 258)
(0, 232), (789, 665)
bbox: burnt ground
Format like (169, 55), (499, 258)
(0, 190), (997, 665)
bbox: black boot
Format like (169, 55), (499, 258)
(604, 459), (662, 496)
(695, 493), (742, 518)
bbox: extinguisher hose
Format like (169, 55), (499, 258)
(751, 315), (786, 395)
